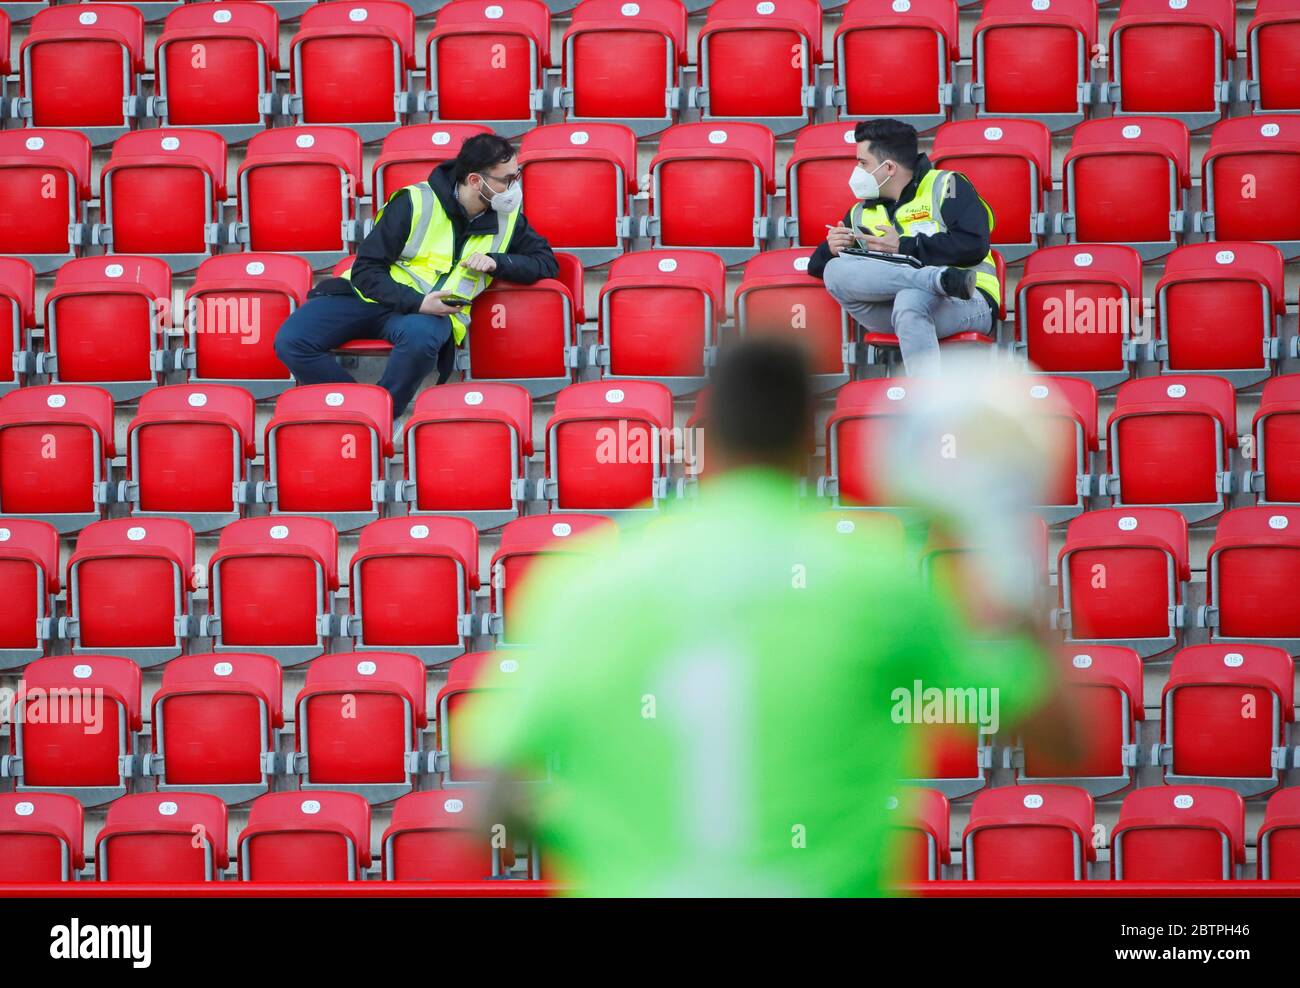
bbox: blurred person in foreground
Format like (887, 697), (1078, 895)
(462, 338), (1078, 897)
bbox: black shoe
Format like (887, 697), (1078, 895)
(939, 267), (977, 300)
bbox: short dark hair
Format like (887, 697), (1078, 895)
(853, 118), (920, 171)
(710, 337), (813, 469)
(453, 133), (517, 184)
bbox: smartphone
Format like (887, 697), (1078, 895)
(441, 295), (472, 308)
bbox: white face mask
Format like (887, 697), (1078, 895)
(849, 160), (891, 200)
(479, 173), (523, 214)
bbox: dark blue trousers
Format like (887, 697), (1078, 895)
(273, 291), (454, 417)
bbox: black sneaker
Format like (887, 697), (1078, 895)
(938, 267), (977, 300)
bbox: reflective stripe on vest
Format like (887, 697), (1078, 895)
(849, 168), (1000, 307)
(344, 182), (520, 345)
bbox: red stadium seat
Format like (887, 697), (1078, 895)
(239, 791), (371, 881)
(930, 118), (1052, 260)
(147, 651), (284, 802)
(830, 0), (958, 132)
(286, 0), (415, 138)
(968, 0), (1098, 131)
(119, 384), (256, 532)
(372, 123), (492, 205)
(518, 122), (636, 264)
(541, 380), (675, 514)
(152, 0), (279, 139)
(1016, 646), (1144, 797)
(595, 250), (725, 393)
(95, 793), (229, 882)
(260, 383), (394, 529)
(1259, 787), (1300, 879)
(98, 129), (227, 268)
(1241, 0), (1300, 114)
(382, 790), (502, 881)
(1101, 375), (1237, 520)
(1158, 644), (1294, 796)
(0, 518), (58, 669)
(345, 517), (480, 663)
(692, 0), (821, 133)
(0, 9), (8, 77)
(205, 516), (339, 665)
(291, 650), (427, 800)
(63, 518), (196, 666)
(0, 384), (115, 533)
(435, 650), (539, 785)
(781, 122), (857, 248)
(902, 721), (991, 799)
(646, 122), (776, 263)
(3, 654), (142, 805)
(1201, 506), (1300, 653)
(823, 378), (915, 508)
(463, 251), (585, 396)
(964, 785), (1096, 881)
(886, 789), (949, 882)
(234, 126), (363, 268)
(1022, 376), (1097, 523)
(487, 514), (618, 644)
(398, 382), (533, 529)
(1014, 244), (1144, 389)
(0, 792), (84, 882)
(184, 253), (308, 397)
(41, 255), (171, 401)
(16, 4), (145, 140)
(1247, 376), (1300, 505)
(1198, 116), (1300, 258)
(1059, 117), (1191, 259)
(734, 247), (850, 391)
(1153, 242), (1285, 387)
(0, 257), (35, 395)
(423, 0), (551, 132)
(0, 129), (92, 269)
(557, 0), (688, 135)
(1113, 785), (1245, 881)
(1103, 0), (1234, 129)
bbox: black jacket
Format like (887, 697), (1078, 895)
(343, 159), (559, 314)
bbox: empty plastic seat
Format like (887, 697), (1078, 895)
(1101, 375), (1237, 520)
(98, 129), (226, 264)
(1059, 117), (1191, 257)
(120, 383), (256, 531)
(205, 516), (339, 665)
(286, 0), (415, 134)
(0, 9), (8, 76)
(0, 384), (115, 532)
(968, 0), (1098, 130)
(1247, 376), (1300, 505)
(17, 4), (145, 135)
(234, 126), (363, 265)
(781, 122), (857, 248)
(1021, 376), (1098, 522)
(830, 0), (958, 131)
(541, 380), (675, 513)
(425, 0), (551, 128)
(0, 518), (58, 668)
(886, 789), (949, 883)
(372, 123), (492, 205)
(1201, 506), (1300, 652)
(646, 122), (776, 262)
(0, 792), (84, 882)
(488, 514), (618, 644)
(518, 122), (636, 261)
(595, 250), (726, 392)
(1199, 116), (1300, 257)
(1113, 785), (1245, 881)
(1054, 507), (1189, 657)
(261, 383), (394, 529)
(345, 517), (479, 663)
(95, 792), (229, 882)
(382, 790), (501, 881)
(963, 785), (1096, 881)
(5, 654), (142, 805)
(0, 129), (92, 264)
(147, 651), (283, 802)
(930, 119), (1052, 259)
(0, 258), (35, 395)
(152, 0), (279, 135)
(435, 650), (539, 784)
(903, 721), (990, 799)
(557, 0), (688, 132)
(239, 791), (371, 881)
(734, 247), (849, 391)
(1258, 787), (1300, 879)
(184, 253), (308, 396)
(692, 0), (821, 132)
(1242, 0), (1300, 114)
(398, 382), (532, 529)
(822, 378), (909, 508)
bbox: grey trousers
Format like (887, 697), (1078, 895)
(822, 255), (992, 376)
